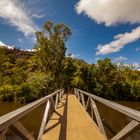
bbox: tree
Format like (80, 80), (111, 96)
(34, 20), (71, 79)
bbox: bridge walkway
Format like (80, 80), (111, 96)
(42, 93), (105, 140)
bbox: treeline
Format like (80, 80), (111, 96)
(0, 21), (140, 103)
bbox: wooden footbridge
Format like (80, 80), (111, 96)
(0, 89), (140, 140)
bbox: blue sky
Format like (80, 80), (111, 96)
(0, 0), (140, 67)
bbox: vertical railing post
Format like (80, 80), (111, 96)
(0, 129), (8, 140)
(90, 98), (107, 139)
(38, 100), (50, 140)
(62, 89), (64, 97)
(80, 93), (86, 109)
(77, 91), (80, 101)
(55, 93), (59, 110)
(85, 97), (90, 110)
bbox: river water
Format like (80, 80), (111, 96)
(0, 101), (46, 139)
(0, 100), (140, 139)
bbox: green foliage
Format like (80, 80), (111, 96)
(0, 84), (20, 101)
(0, 21), (140, 103)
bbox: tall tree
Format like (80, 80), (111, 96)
(35, 21), (71, 78)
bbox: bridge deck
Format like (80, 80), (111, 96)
(42, 94), (105, 140)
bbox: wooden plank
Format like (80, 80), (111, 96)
(59, 91), (62, 101)
(10, 121), (35, 140)
(49, 97), (55, 118)
(75, 89), (140, 123)
(55, 94), (59, 110)
(62, 90), (64, 97)
(0, 129), (8, 140)
(90, 103), (94, 120)
(38, 100), (50, 140)
(111, 120), (140, 140)
(86, 97), (90, 110)
(77, 91), (80, 101)
(0, 89), (63, 132)
(90, 98), (107, 139)
(75, 90), (78, 99)
(42, 94), (106, 140)
(80, 93), (86, 109)
(42, 94), (67, 140)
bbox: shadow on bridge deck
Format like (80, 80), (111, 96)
(42, 93), (105, 140)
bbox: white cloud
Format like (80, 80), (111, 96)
(66, 53), (80, 59)
(0, 40), (14, 49)
(0, 41), (6, 46)
(0, 40), (35, 52)
(114, 56), (128, 62)
(76, 0), (140, 55)
(75, 0), (140, 26)
(132, 62), (140, 69)
(31, 13), (44, 19)
(96, 26), (140, 55)
(0, 0), (39, 36)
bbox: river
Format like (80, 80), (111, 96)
(0, 100), (140, 140)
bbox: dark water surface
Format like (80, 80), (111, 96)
(0, 100), (140, 139)
(0, 101), (46, 139)
(96, 101), (140, 140)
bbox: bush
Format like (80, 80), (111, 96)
(0, 84), (19, 101)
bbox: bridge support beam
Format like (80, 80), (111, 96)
(38, 100), (50, 140)
(90, 98), (107, 139)
(85, 97), (90, 110)
(80, 93), (86, 109)
(111, 120), (140, 140)
(55, 94), (59, 110)
(0, 129), (8, 140)
(10, 121), (35, 140)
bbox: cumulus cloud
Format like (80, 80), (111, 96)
(96, 26), (140, 55)
(0, 40), (14, 49)
(75, 0), (140, 26)
(66, 53), (80, 59)
(76, 0), (140, 55)
(0, 0), (39, 36)
(114, 56), (128, 62)
(31, 13), (44, 19)
(132, 62), (140, 68)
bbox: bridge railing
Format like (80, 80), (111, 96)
(74, 88), (140, 140)
(0, 89), (64, 140)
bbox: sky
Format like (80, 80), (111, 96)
(0, 0), (140, 68)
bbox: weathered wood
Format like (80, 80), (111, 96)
(77, 91), (80, 101)
(42, 94), (106, 140)
(0, 89), (63, 132)
(111, 120), (140, 140)
(10, 121), (35, 140)
(0, 129), (8, 140)
(75, 90), (78, 99)
(80, 93), (86, 109)
(38, 100), (50, 140)
(90, 103), (94, 120)
(51, 96), (55, 111)
(55, 93), (59, 110)
(75, 89), (140, 123)
(59, 91), (62, 101)
(86, 97), (90, 110)
(90, 98), (107, 138)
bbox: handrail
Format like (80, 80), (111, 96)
(74, 88), (140, 140)
(0, 89), (64, 140)
(74, 88), (140, 122)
